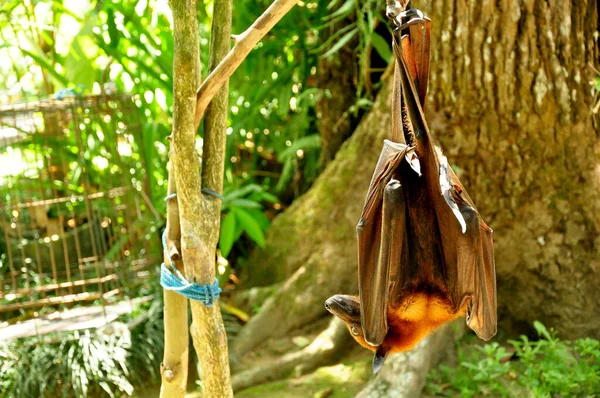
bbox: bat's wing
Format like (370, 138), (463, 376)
(357, 141), (410, 346)
(451, 183), (497, 340)
(358, 16), (433, 347)
(409, 17), (431, 106)
(393, 20), (497, 340)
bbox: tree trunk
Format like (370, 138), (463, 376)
(235, 0), (599, 355)
(422, 0), (599, 339)
(170, 1), (233, 396)
(316, 22), (360, 169)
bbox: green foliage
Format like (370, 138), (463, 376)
(425, 321), (600, 397)
(219, 184), (277, 257)
(321, 0), (391, 97)
(0, 299), (164, 398)
(0, 0), (389, 263)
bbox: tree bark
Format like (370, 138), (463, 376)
(235, 0), (599, 355)
(316, 22), (360, 168)
(170, 1), (233, 396)
(421, 0), (599, 339)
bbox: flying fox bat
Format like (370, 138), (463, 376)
(325, 1), (496, 373)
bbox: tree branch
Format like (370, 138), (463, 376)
(194, 0), (299, 129)
(186, 0), (234, 396)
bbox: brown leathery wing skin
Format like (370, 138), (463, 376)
(353, 4), (497, 355)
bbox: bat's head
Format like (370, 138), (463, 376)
(325, 295), (372, 349)
(326, 295), (391, 374)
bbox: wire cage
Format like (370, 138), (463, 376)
(0, 94), (161, 319)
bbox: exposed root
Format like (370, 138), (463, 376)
(232, 318), (353, 392)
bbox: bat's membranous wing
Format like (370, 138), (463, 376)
(357, 4), (496, 345)
(357, 140), (410, 346)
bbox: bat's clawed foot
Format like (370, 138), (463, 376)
(387, 1), (426, 31)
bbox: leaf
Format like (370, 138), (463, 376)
(247, 191), (278, 204)
(141, 122), (158, 197)
(325, 0), (357, 20)
(321, 28), (358, 59)
(534, 320), (553, 341)
(276, 158), (294, 193)
(228, 198), (262, 209)
(244, 209), (271, 230)
(20, 49), (69, 87)
(278, 134), (321, 161)
(371, 32), (392, 63)
(235, 208), (266, 247)
(223, 184), (262, 201)
(219, 212), (236, 257)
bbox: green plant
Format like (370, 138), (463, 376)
(320, 0), (391, 97)
(0, 297), (164, 397)
(219, 184), (278, 258)
(425, 322), (600, 397)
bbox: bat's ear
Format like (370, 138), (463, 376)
(372, 346), (388, 374)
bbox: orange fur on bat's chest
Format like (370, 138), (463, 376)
(385, 292), (466, 353)
(356, 292), (466, 353)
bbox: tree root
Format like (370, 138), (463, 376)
(355, 321), (464, 398)
(231, 318), (353, 392)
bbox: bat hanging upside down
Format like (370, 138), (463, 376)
(325, 1), (497, 373)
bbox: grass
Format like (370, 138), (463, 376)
(425, 321), (600, 397)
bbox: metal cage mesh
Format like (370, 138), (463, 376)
(0, 94), (160, 315)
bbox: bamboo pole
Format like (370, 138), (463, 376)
(160, 163), (188, 397)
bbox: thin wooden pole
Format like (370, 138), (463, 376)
(160, 163), (189, 398)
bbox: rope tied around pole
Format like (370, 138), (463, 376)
(160, 191), (223, 305)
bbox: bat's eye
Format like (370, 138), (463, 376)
(351, 326), (360, 336)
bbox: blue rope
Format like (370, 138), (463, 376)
(163, 189), (223, 202)
(56, 84), (86, 100)
(160, 192), (222, 305)
(164, 193), (178, 202)
(201, 188), (224, 201)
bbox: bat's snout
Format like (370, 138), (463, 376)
(324, 295), (360, 323)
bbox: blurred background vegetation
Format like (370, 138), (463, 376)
(0, 0), (394, 257)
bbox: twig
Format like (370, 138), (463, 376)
(194, 0), (300, 129)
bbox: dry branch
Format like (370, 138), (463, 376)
(194, 0), (300, 129)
